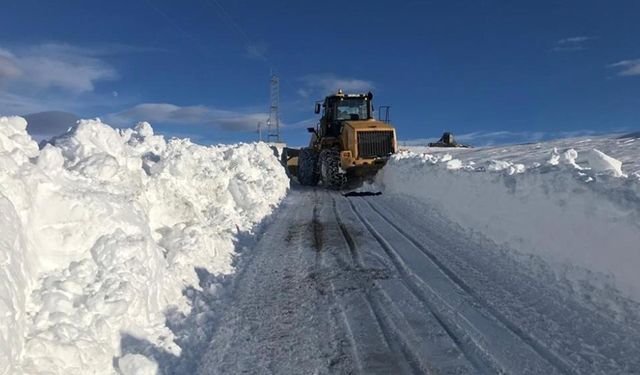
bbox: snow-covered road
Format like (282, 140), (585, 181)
(197, 187), (640, 375)
(3, 117), (638, 374)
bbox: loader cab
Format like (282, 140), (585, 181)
(317, 91), (373, 137)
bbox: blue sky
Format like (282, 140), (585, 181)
(1, 0), (639, 146)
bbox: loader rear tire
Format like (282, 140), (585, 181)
(298, 148), (319, 186)
(320, 149), (347, 190)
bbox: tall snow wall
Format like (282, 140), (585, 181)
(379, 148), (640, 303)
(0, 116), (289, 374)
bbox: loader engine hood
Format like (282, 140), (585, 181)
(342, 119), (397, 160)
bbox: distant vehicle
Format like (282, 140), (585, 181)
(428, 132), (471, 148)
(282, 90), (397, 189)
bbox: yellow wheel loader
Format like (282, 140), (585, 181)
(283, 90), (397, 189)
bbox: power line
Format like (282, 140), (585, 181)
(203, 0), (273, 71)
(202, 0), (302, 143)
(144, 0), (298, 143)
(206, 0), (253, 47)
(141, 0), (215, 61)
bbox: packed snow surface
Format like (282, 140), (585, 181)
(381, 135), (640, 302)
(0, 116), (289, 374)
(197, 188), (640, 374)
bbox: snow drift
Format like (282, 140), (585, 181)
(379, 137), (640, 303)
(0, 116), (289, 374)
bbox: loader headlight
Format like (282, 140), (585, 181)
(341, 151), (352, 159)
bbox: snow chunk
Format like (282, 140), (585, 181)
(547, 148), (560, 165)
(583, 149), (626, 177)
(446, 159), (463, 170)
(0, 116), (39, 167)
(440, 153), (453, 162)
(37, 144), (64, 172)
(487, 160), (525, 175)
(487, 160), (510, 171)
(53, 118), (128, 165)
(134, 121), (154, 138)
(563, 148), (582, 169)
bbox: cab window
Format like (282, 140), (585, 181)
(335, 98), (368, 121)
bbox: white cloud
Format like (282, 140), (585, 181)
(552, 36), (594, 51)
(245, 42), (268, 60)
(108, 103), (267, 132)
(0, 43), (121, 116)
(557, 36), (592, 44)
(296, 88), (311, 98)
(286, 117), (317, 129)
(112, 103), (208, 123)
(608, 59), (640, 76)
(0, 49), (22, 83)
(0, 91), (44, 115)
(300, 74), (375, 95)
(0, 43), (116, 93)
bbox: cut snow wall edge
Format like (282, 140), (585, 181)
(379, 156), (640, 302)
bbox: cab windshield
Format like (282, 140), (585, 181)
(335, 98), (369, 121)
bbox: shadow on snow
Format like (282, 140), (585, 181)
(114, 196), (285, 374)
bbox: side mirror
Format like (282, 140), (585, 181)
(307, 127), (316, 133)
(314, 103), (321, 114)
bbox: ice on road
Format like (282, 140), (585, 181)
(197, 187), (640, 375)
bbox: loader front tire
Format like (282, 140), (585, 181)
(320, 149), (347, 190)
(298, 148), (319, 186)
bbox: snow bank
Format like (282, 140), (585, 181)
(380, 140), (640, 303)
(0, 116), (288, 374)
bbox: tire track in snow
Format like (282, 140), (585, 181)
(331, 196), (423, 375)
(361, 197), (577, 374)
(350, 196), (574, 375)
(370, 195), (640, 374)
(314, 238), (362, 373)
(309, 190), (358, 373)
(197, 190), (345, 375)
(344, 197), (498, 374)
